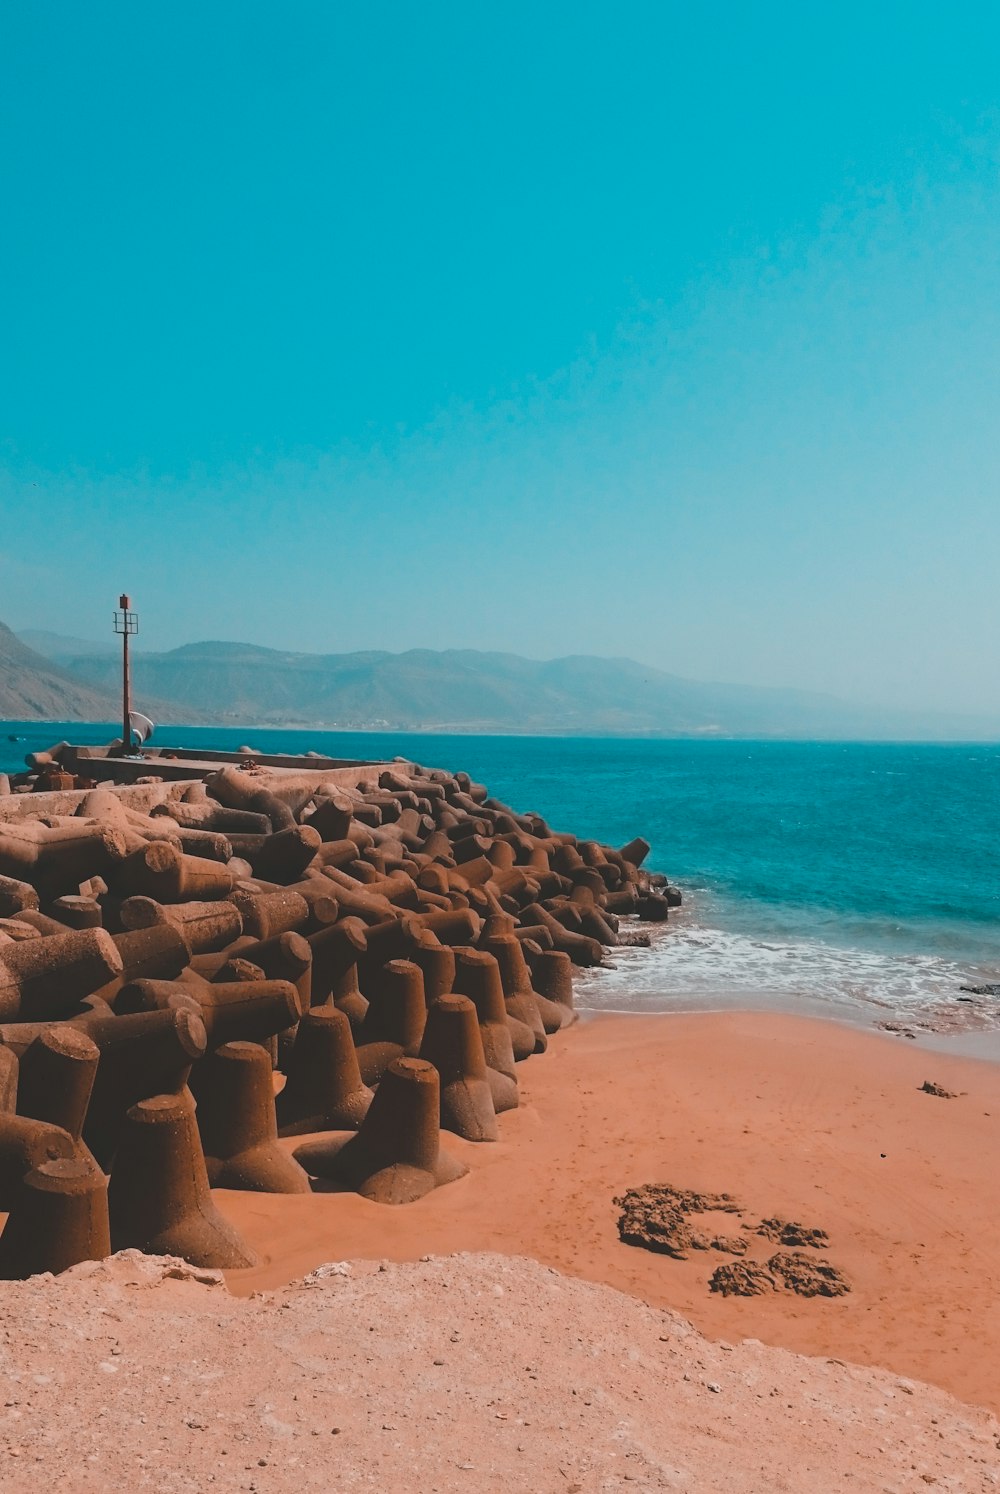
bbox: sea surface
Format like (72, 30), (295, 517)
(3, 724), (999, 1037)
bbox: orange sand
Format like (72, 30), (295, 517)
(219, 1011), (1000, 1415)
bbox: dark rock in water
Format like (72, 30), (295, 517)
(919, 1080), (960, 1099)
(709, 1259), (776, 1297)
(876, 1021), (918, 1039)
(616, 931), (651, 948)
(751, 1216), (830, 1249)
(959, 983), (1000, 996)
(767, 1251), (850, 1297)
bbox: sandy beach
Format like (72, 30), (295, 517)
(216, 1008), (1000, 1416)
(4, 1007), (1000, 1493)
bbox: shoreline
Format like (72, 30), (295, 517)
(575, 899), (1000, 1047)
(6, 716), (1000, 742)
(6, 727), (1000, 1052)
(575, 998), (1000, 1063)
(216, 1006), (1000, 1417)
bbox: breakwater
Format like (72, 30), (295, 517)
(0, 753), (676, 1276)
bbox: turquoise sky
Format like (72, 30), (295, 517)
(1, 2), (998, 713)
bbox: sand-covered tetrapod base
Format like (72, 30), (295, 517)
(0, 1249), (997, 1493)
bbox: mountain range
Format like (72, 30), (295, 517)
(0, 623), (205, 724)
(8, 626), (1000, 740)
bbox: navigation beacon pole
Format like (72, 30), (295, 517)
(114, 593), (138, 752)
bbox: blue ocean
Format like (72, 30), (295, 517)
(3, 725), (999, 1035)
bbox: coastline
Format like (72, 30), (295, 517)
(217, 1006), (1000, 1416)
(575, 995), (1000, 1063)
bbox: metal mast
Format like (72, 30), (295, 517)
(113, 593), (138, 751)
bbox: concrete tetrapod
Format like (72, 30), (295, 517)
(0, 919), (41, 944)
(410, 936), (456, 1003)
(481, 933), (554, 1043)
(80, 1006), (208, 1170)
(307, 917), (368, 1003)
(230, 888), (310, 941)
(113, 841), (236, 903)
(193, 980), (302, 1051)
(108, 1089), (258, 1268)
(191, 1042), (310, 1193)
(14, 1026), (100, 1144)
(49, 895), (103, 929)
(357, 914), (421, 969)
(171, 828), (234, 864)
(0, 1113), (77, 1209)
(119, 896), (243, 954)
(304, 794), (353, 843)
(280, 879), (341, 932)
(0, 821), (127, 902)
(564, 898), (619, 947)
(293, 1056), (468, 1205)
(249, 825), (321, 885)
(0, 927), (124, 1022)
(117, 978), (302, 1053)
(205, 767), (296, 833)
(489, 931), (572, 1034)
(358, 958), (426, 1045)
(418, 994), (498, 1142)
(12, 908), (69, 937)
(230, 930), (313, 1066)
(355, 959), (426, 1085)
(275, 1005), (373, 1136)
(519, 903), (604, 967)
(635, 891), (671, 921)
(0, 875), (39, 918)
(527, 948), (578, 1026)
(316, 838), (371, 873)
(453, 948), (536, 1063)
(153, 801), (272, 836)
(0, 1158), (110, 1279)
(619, 836), (651, 868)
(330, 962), (368, 1035)
(236, 929), (313, 1002)
(102, 925), (191, 997)
(449, 950), (519, 1115)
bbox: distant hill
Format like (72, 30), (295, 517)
(18, 628), (119, 659)
(0, 622), (204, 724)
(0, 622), (123, 722)
(19, 632), (1000, 739)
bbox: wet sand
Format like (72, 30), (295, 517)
(219, 1009), (1000, 1415)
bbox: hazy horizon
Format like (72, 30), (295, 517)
(2, 3), (998, 716)
(14, 625), (1000, 734)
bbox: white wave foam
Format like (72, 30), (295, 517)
(573, 914), (993, 1024)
